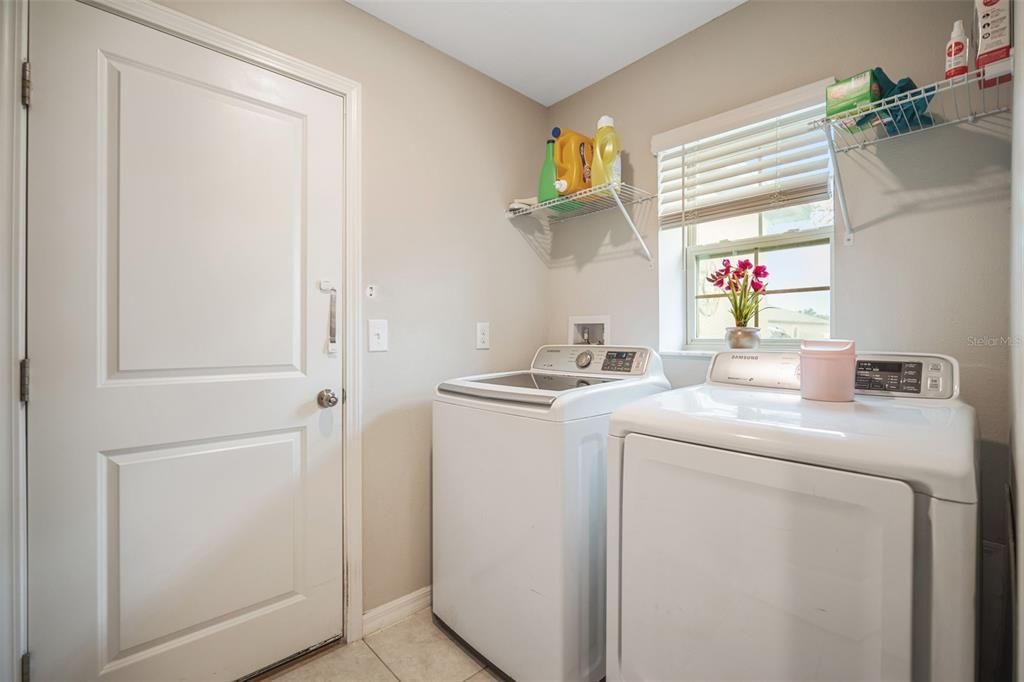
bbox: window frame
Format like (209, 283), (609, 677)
(654, 79), (839, 353)
(681, 221), (834, 350)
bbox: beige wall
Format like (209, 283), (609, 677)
(161, 0), (549, 611)
(545, 0), (1010, 445)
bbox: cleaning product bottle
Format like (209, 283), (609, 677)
(551, 127), (593, 195)
(975, 0), (1013, 88)
(945, 20), (969, 79)
(591, 115), (621, 187)
(538, 139), (559, 203)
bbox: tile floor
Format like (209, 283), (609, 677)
(261, 608), (502, 682)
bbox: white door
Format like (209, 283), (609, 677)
(27, 2), (346, 680)
(619, 435), (915, 682)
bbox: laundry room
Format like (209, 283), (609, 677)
(0, 0), (1021, 680)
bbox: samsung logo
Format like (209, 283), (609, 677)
(731, 354), (760, 361)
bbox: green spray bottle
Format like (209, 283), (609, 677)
(537, 139), (558, 203)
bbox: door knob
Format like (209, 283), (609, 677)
(317, 388), (339, 408)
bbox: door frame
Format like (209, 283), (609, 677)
(0, 0), (366, 676)
(1, 0), (29, 679)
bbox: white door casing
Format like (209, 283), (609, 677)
(0, 0), (28, 680)
(25, 1), (361, 679)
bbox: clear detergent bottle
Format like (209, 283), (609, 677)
(591, 115), (621, 187)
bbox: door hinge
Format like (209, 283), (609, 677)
(20, 61), (30, 108)
(20, 651), (29, 682)
(19, 358), (29, 403)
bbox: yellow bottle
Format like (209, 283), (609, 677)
(552, 127), (593, 195)
(591, 115), (621, 187)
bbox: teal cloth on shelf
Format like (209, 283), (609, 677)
(855, 67), (935, 135)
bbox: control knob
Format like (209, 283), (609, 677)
(575, 350), (593, 369)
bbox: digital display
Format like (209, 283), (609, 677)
(855, 360), (922, 394)
(602, 351), (636, 372)
(858, 361), (903, 373)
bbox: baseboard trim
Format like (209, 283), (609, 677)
(362, 586), (432, 636)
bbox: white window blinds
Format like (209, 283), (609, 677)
(658, 103), (829, 229)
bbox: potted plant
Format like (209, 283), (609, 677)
(705, 258), (769, 349)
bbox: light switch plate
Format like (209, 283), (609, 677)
(476, 322), (490, 350)
(368, 319), (388, 352)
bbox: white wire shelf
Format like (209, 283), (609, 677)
(818, 67), (1012, 152)
(815, 65), (1012, 245)
(506, 182), (653, 222)
(506, 182), (655, 263)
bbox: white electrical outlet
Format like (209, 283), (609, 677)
(476, 322), (490, 350)
(368, 319), (388, 352)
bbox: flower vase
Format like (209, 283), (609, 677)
(726, 327), (761, 349)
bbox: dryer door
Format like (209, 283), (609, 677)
(619, 435), (914, 682)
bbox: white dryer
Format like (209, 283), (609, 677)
(606, 351), (977, 682)
(433, 345), (669, 682)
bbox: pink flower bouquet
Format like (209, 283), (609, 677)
(705, 258), (769, 328)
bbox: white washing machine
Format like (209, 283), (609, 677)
(606, 351), (977, 682)
(433, 345), (669, 682)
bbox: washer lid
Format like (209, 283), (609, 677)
(437, 372), (621, 406)
(610, 385), (978, 503)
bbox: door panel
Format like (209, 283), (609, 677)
(108, 431), (303, 652)
(620, 435), (914, 682)
(27, 2), (345, 680)
(108, 53), (306, 375)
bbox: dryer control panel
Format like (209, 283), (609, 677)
(708, 351), (958, 399)
(532, 345), (652, 376)
(854, 354), (956, 399)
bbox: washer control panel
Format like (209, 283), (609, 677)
(532, 345), (652, 376)
(602, 351), (638, 372)
(708, 351), (958, 399)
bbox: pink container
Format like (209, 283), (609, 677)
(800, 339), (856, 402)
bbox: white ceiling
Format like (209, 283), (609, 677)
(347, 1), (746, 106)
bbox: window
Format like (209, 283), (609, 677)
(656, 88), (834, 348)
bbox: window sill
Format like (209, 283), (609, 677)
(661, 341), (804, 358)
(659, 349), (717, 359)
